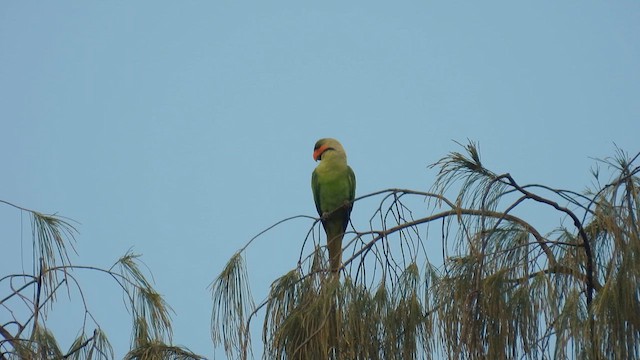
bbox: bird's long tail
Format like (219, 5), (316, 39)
(327, 232), (344, 273)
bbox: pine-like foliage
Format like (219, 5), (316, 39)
(211, 142), (640, 360)
(0, 201), (203, 360)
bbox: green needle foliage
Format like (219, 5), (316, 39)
(0, 201), (203, 360)
(211, 141), (640, 359)
(210, 252), (255, 358)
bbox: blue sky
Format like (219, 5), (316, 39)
(1, 1), (638, 358)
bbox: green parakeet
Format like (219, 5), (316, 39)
(311, 138), (356, 273)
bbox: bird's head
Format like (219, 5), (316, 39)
(313, 138), (346, 161)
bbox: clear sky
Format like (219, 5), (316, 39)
(1, 1), (638, 358)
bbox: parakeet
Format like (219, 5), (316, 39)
(311, 138), (356, 273)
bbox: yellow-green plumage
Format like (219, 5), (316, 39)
(311, 138), (356, 273)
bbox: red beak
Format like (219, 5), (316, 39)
(313, 145), (329, 161)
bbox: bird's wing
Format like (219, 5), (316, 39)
(347, 166), (356, 202)
(311, 168), (323, 216)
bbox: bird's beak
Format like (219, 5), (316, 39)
(313, 145), (328, 161)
